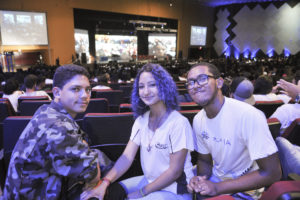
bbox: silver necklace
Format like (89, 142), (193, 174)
(147, 111), (168, 152)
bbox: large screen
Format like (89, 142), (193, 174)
(74, 29), (90, 62)
(148, 33), (176, 58)
(0, 10), (48, 45)
(95, 34), (137, 61)
(190, 26), (207, 46)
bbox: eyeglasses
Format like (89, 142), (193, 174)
(186, 74), (217, 90)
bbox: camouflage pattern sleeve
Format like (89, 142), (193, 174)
(47, 120), (99, 183)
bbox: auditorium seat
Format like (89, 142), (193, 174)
(120, 103), (132, 113)
(0, 98), (16, 123)
(18, 95), (50, 107)
(254, 100), (284, 118)
(82, 112), (142, 180)
(93, 89), (123, 112)
(267, 118), (281, 139)
(177, 88), (188, 95)
(180, 102), (201, 110)
(83, 112), (134, 145)
(259, 180), (300, 200)
(75, 98), (109, 119)
(19, 100), (51, 116)
(0, 98), (16, 189)
(282, 118), (300, 146)
(109, 83), (121, 90)
(119, 85), (132, 103)
(3, 116), (31, 171)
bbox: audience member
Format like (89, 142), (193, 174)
(4, 65), (101, 199)
(92, 73), (112, 90)
(81, 63), (194, 200)
(253, 75), (290, 103)
(2, 78), (24, 112)
(270, 102), (300, 134)
(186, 62), (281, 199)
(19, 74), (52, 100)
(270, 79), (300, 133)
(277, 79), (300, 101)
(230, 76), (255, 105)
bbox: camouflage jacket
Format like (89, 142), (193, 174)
(4, 101), (98, 200)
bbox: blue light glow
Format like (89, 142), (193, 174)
(284, 48), (290, 57)
(267, 48), (274, 57)
(251, 49), (258, 59)
(234, 50), (240, 59)
(243, 49), (250, 59)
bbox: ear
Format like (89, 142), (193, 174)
(216, 77), (224, 89)
(52, 87), (61, 100)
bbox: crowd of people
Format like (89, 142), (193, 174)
(0, 57), (299, 199)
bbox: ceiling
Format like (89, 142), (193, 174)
(195, 0), (288, 7)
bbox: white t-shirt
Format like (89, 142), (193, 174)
(3, 90), (23, 112)
(193, 97), (278, 180)
(270, 103), (300, 131)
(254, 93), (290, 103)
(19, 90), (52, 100)
(92, 85), (111, 90)
(130, 110), (194, 194)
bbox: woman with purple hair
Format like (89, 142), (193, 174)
(81, 63), (194, 200)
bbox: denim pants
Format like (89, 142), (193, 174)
(120, 175), (192, 200)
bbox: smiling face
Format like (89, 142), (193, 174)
(138, 72), (161, 107)
(53, 75), (91, 118)
(187, 65), (220, 107)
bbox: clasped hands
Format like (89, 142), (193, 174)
(187, 176), (218, 196)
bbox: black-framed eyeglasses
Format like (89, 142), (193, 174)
(186, 74), (217, 90)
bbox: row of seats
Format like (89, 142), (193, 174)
(1, 111), (299, 198)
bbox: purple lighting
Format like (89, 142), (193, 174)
(284, 48), (290, 57)
(267, 48), (274, 57)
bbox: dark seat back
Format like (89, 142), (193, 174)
(254, 100), (284, 118)
(180, 102), (201, 111)
(83, 112), (134, 145)
(120, 103), (132, 113)
(94, 90), (123, 112)
(82, 112), (142, 180)
(0, 98), (16, 123)
(282, 118), (300, 146)
(3, 116), (32, 171)
(267, 118), (281, 139)
(18, 96), (50, 106)
(19, 100), (51, 116)
(119, 85), (132, 103)
(75, 98), (109, 119)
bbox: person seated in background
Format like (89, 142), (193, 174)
(36, 75), (52, 91)
(230, 76), (255, 105)
(81, 63), (195, 200)
(270, 79), (300, 134)
(4, 64), (102, 199)
(186, 63), (281, 199)
(92, 73), (112, 90)
(19, 74), (52, 100)
(2, 78), (24, 112)
(253, 75), (290, 103)
(276, 78), (300, 100)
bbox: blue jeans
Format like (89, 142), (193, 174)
(120, 175), (192, 200)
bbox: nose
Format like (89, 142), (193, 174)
(142, 86), (150, 95)
(80, 88), (91, 98)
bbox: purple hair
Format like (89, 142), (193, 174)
(131, 63), (179, 117)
